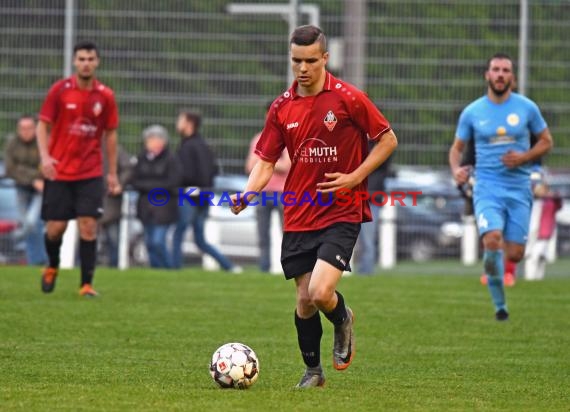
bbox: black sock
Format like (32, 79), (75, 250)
(79, 239), (96, 286)
(323, 291), (348, 326)
(294, 311), (323, 368)
(44, 234), (62, 269)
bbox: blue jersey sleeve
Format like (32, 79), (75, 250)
(528, 100), (548, 134)
(455, 108), (473, 142)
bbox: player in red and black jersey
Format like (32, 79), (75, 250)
(36, 41), (119, 297)
(231, 25), (398, 388)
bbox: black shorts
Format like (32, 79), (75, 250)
(281, 222), (361, 280)
(41, 177), (104, 220)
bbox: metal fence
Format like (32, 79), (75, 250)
(1, 0), (569, 170)
(1, 1), (569, 267)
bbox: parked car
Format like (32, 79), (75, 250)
(385, 173), (465, 262)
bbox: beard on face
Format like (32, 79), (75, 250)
(489, 79), (511, 96)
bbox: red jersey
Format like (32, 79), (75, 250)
(255, 72), (392, 231)
(39, 76), (119, 181)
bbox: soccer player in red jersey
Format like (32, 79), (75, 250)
(230, 25), (398, 387)
(36, 41), (119, 297)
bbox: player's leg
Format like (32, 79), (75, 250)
(282, 231), (325, 388)
(40, 180), (74, 293)
(481, 230), (509, 320)
(294, 271), (325, 388)
(312, 222), (360, 369)
(75, 178), (104, 296)
(504, 187), (533, 282)
(474, 185), (509, 320)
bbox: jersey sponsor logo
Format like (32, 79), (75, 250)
(489, 134), (515, 145)
(496, 126), (507, 136)
(292, 138), (338, 164)
(93, 102), (103, 117)
(477, 213), (488, 230)
(287, 122), (299, 130)
(507, 113), (520, 126)
(324, 110), (337, 132)
(69, 117), (98, 138)
(66, 103), (77, 109)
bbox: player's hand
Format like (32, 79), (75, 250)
(502, 150), (527, 168)
(316, 172), (358, 193)
(452, 165), (471, 185)
(32, 179), (44, 192)
(229, 193), (248, 215)
(40, 156), (58, 180)
(107, 173), (120, 195)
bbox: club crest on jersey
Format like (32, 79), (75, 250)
(93, 102), (103, 117)
(324, 110), (337, 132)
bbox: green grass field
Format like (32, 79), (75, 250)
(1, 260), (569, 411)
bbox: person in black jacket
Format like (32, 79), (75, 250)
(172, 110), (240, 272)
(132, 125), (180, 268)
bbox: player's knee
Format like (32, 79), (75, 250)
(482, 231), (502, 250)
(308, 286), (335, 310)
(507, 248), (525, 263)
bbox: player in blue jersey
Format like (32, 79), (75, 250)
(449, 53), (553, 321)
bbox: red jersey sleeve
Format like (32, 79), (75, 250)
(348, 90), (391, 141)
(38, 81), (62, 124)
(105, 92), (119, 130)
(254, 107), (285, 164)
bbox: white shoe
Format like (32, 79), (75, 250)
(230, 266), (243, 274)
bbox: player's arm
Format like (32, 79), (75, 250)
(502, 128), (553, 168)
(230, 159), (275, 215)
(449, 138), (470, 184)
(104, 129), (120, 194)
(316, 129), (398, 194)
(36, 120), (57, 180)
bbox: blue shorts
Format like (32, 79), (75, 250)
(473, 180), (532, 245)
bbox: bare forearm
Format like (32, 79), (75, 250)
(36, 121), (50, 160)
(449, 146), (462, 172)
(524, 133), (553, 163)
(105, 130), (118, 175)
(244, 160), (275, 194)
(352, 130), (398, 184)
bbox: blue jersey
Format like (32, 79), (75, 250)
(455, 93), (547, 187)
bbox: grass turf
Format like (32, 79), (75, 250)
(0, 260), (569, 411)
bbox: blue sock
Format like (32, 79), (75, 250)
(483, 250), (507, 312)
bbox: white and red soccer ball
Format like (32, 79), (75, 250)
(210, 342), (259, 389)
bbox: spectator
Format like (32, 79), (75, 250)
(355, 142), (392, 275)
(245, 105), (291, 272)
(132, 125), (180, 269)
(173, 109), (241, 273)
(524, 180), (562, 281)
(99, 144), (135, 267)
(4, 114), (47, 265)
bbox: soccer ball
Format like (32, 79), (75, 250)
(209, 342), (259, 389)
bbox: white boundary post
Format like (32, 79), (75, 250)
(60, 220), (77, 268)
(380, 204), (396, 269)
(269, 209), (283, 275)
(461, 214), (478, 265)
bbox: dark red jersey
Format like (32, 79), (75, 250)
(255, 72), (392, 231)
(39, 76), (119, 181)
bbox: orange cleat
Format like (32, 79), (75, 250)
(480, 274), (488, 286)
(504, 272), (516, 287)
(79, 284), (98, 297)
(41, 267), (59, 293)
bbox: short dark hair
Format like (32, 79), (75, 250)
(486, 53), (515, 71)
(290, 25), (327, 52)
(73, 41), (99, 57)
(179, 109), (202, 131)
(18, 113), (36, 123)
